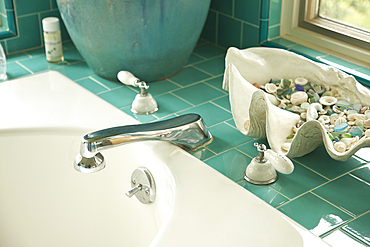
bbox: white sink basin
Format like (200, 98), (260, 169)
(0, 71), (329, 246)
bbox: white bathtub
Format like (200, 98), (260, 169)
(0, 71), (329, 246)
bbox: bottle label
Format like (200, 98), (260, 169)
(44, 32), (63, 62)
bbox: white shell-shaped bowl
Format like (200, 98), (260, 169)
(223, 47), (370, 161)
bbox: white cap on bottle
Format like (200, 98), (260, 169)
(42, 17), (60, 32)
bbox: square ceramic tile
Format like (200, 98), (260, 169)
(200, 11), (217, 43)
(313, 174), (370, 217)
(238, 180), (289, 207)
(242, 23), (260, 48)
(75, 78), (108, 94)
(145, 79), (180, 96)
(342, 211), (370, 245)
(194, 57), (225, 76)
(179, 102), (233, 126)
(235, 0), (260, 26)
(205, 149), (252, 182)
(323, 229), (368, 247)
(152, 93), (193, 118)
(218, 14), (242, 48)
(193, 43), (226, 59)
(186, 53), (205, 65)
(169, 66), (211, 86)
(351, 164), (370, 183)
(269, 161), (328, 199)
(90, 74), (123, 90)
(7, 15), (42, 53)
(18, 56), (63, 73)
(278, 193), (352, 237)
(207, 122), (253, 154)
(293, 145), (367, 179)
(6, 52), (30, 63)
(210, 0), (233, 16)
(172, 82), (226, 106)
(6, 62), (31, 79)
(211, 95), (231, 112)
(15, 0), (50, 16)
(97, 86), (137, 109)
(204, 75), (224, 90)
(53, 61), (94, 80)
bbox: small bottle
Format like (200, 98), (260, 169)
(0, 43), (7, 80)
(42, 17), (64, 63)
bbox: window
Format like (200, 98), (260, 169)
(280, 0), (370, 68)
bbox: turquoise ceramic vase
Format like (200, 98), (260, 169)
(56, 0), (211, 81)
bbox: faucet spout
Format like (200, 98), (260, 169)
(74, 114), (213, 173)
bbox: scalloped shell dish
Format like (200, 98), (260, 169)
(223, 47), (370, 161)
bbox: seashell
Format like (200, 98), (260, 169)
(360, 106), (370, 114)
(310, 82), (326, 95)
(365, 129), (370, 137)
(296, 120), (305, 128)
(332, 105), (342, 113)
(365, 110), (370, 119)
(348, 114), (366, 124)
(281, 142), (291, 152)
(265, 83), (277, 93)
(295, 77), (308, 85)
(347, 121), (356, 126)
(335, 116), (347, 124)
(341, 138), (355, 147)
(364, 119), (370, 128)
(307, 104), (319, 121)
(223, 47), (370, 161)
(334, 141), (347, 153)
(290, 91), (308, 105)
(319, 96), (337, 106)
(292, 125), (298, 133)
(318, 115), (330, 124)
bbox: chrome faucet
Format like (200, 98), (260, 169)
(74, 114), (213, 173)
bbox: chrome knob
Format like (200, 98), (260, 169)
(125, 184), (142, 198)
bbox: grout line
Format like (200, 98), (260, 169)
(88, 76), (111, 90)
(169, 92), (195, 107)
(15, 61), (34, 74)
(311, 191), (356, 217)
(291, 159), (331, 181)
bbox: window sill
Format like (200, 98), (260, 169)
(260, 36), (370, 88)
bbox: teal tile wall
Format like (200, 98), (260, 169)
(2, 0), (370, 246)
(1, 0), (70, 54)
(6, 39), (370, 247)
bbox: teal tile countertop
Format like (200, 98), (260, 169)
(6, 40), (370, 246)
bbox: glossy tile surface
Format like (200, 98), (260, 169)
(278, 193), (352, 236)
(313, 175), (370, 216)
(342, 211), (370, 245)
(6, 40), (370, 247)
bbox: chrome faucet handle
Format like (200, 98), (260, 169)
(125, 184), (142, 198)
(125, 167), (156, 204)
